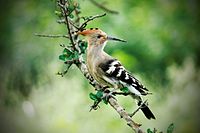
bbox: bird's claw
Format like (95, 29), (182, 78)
(103, 90), (117, 101)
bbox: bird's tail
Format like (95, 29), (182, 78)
(130, 94), (155, 120)
(140, 103), (156, 120)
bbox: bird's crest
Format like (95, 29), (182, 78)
(77, 28), (105, 36)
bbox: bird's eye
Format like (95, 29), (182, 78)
(97, 35), (102, 39)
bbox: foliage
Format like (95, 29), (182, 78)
(120, 87), (129, 93)
(147, 123), (174, 133)
(79, 41), (88, 54)
(59, 48), (74, 61)
(147, 128), (154, 133)
(89, 91), (102, 102)
(0, 0), (199, 133)
(89, 90), (108, 105)
(167, 123), (174, 133)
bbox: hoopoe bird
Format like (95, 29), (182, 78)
(78, 28), (155, 120)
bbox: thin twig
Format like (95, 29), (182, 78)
(57, 2), (65, 9)
(59, 0), (75, 46)
(57, 63), (72, 77)
(153, 128), (157, 133)
(129, 100), (148, 118)
(57, 19), (79, 29)
(35, 33), (69, 38)
(57, 19), (65, 24)
(74, 5), (81, 25)
(89, 0), (119, 14)
(69, 19), (79, 29)
(79, 13), (106, 30)
(142, 92), (153, 95)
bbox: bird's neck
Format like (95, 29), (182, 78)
(87, 42), (110, 65)
(87, 42), (106, 57)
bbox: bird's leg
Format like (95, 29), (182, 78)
(102, 85), (110, 91)
(102, 88), (118, 101)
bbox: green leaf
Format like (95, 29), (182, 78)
(147, 128), (153, 133)
(63, 48), (69, 54)
(167, 123), (174, 133)
(72, 51), (79, 60)
(69, 14), (74, 18)
(79, 41), (88, 54)
(96, 90), (103, 99)
(102, 98), (108, 104)
(67, 0), (74, 11)
(69, 6), (74, 12)
(59, 47), (80, 62)
(63, 48), (72, 55)
(120, 87), (129, 93)
(55, 10), (62, 17)
(59, 54), (67, 61)
(89, 93), (98, 101)
(59, 48), (75, 62)
(76, 3), (81, 9)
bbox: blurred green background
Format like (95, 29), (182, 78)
(0, 0), (200, 133)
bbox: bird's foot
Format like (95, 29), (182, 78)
(102, 89), (117, 101)
(102, 86), (110, 90)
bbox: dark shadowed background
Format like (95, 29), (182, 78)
(0, 0), (200, 133)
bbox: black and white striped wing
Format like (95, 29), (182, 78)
(99, 59), (148, 95)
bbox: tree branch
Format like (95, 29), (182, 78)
(108, 97), (144, 133)
(89, 0), (119, 14)
(58, 0), (75, 46)
(57, 19), (80, 29)
(79, 13), (106, 30)
(57, 63), (72, 77)
(34, 33), (69, 38)
(54, 1), (146, 132)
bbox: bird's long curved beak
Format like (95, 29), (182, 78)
(107, 36), (127, 43)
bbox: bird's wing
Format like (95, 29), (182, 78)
(98, 59), (148, 95)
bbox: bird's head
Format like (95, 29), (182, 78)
(77, 28), (126, 47)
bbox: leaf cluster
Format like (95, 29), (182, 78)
(147, 123), (174, 133)
(89, 90), (108, 105)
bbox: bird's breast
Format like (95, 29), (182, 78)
(87, 56), (111, 87)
